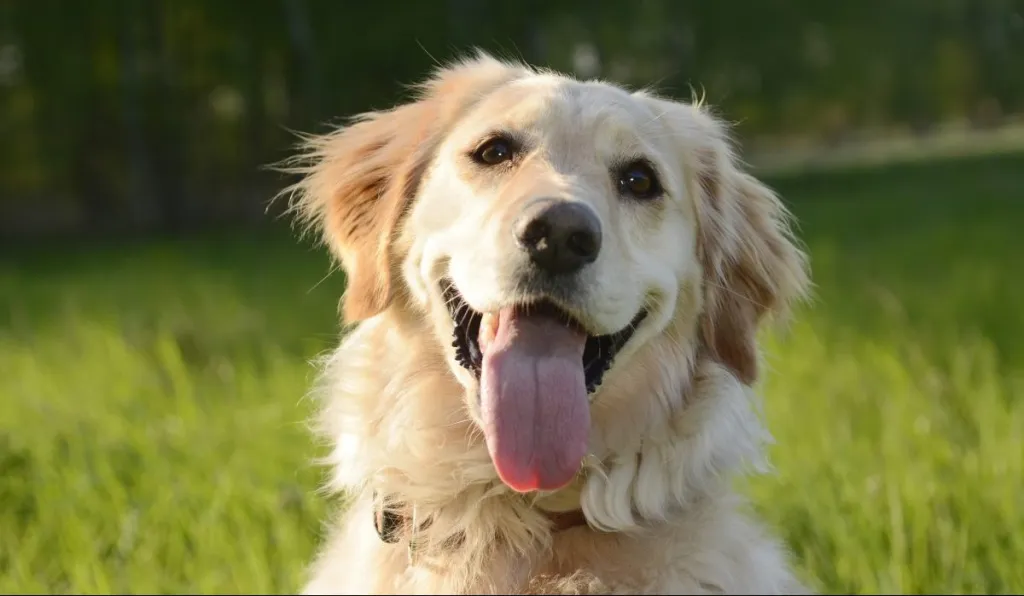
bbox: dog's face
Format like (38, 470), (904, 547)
(413, 73), (697, 333)
(285, 53), (808, 496)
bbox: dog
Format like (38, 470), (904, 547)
(281, 51), (813, 594)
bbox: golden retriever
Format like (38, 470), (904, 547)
(281, 51), (813, 594)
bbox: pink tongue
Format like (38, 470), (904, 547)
(480, 307), (590, 493)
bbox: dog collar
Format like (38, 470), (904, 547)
(373, 491), (590, 546)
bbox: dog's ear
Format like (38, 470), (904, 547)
(691, 111), (811, 384)
(287, 103), (432, 321)
(279, 52), (529, 322)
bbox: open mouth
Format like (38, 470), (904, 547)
(443, 280), (647, 394)
(442, 278), (647, 493)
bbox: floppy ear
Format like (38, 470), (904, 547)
(283, 102), (436, 322)
(278, 52), (530, 322)
(690, 109), (811, 385)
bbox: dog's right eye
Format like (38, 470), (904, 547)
(615, 159), (663, 201)
(471, 136), (516, 166)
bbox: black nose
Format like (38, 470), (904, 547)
(513, 200), (602, 275)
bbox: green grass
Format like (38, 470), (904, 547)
(2, 152), (1023, 594)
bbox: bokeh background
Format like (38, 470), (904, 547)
(2, 1), (1023, 593)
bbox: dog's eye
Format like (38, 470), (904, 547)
(472, 136), (516, 166)
(616, 160), (662, 200)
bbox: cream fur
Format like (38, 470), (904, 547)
(282, 51), (814, 595)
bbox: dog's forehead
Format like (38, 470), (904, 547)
(456, 75), (659, 154)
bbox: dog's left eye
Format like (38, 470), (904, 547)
(471, 136), (516, 166)
(616, 160), (662, 200)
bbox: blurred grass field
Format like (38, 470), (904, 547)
(2, 152), (1023, 595)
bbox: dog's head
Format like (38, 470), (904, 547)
(285, 52), (809, 496)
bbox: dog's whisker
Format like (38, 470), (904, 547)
(306, 261), (342, 295)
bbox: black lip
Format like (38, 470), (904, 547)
(442, 280), (647, 393)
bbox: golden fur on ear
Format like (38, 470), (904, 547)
(692, 111), (811, 385)
(278, 52), (530, 322)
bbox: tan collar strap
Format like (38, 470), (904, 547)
(373, 492), (589, 545)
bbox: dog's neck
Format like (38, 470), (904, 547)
(371, 472), (592, 547)
(373, 496), (589, 544)
(372, 486), (591, 548)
